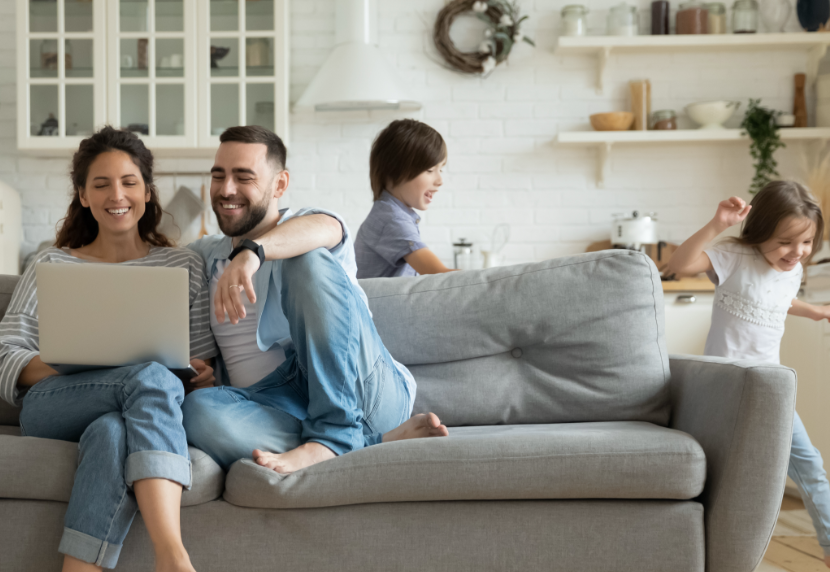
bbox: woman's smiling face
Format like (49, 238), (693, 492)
(79, 150), (150, 239)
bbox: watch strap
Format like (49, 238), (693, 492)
(229, 239), (265, 268)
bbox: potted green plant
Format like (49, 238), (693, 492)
(741, 99), (785, 194)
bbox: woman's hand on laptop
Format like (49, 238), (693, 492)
(215, 250), (258, 325)
(186, 358), (215, 392)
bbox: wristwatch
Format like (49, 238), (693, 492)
(229, 239), (265, 268)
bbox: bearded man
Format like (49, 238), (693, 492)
(182, 126), (447, 475)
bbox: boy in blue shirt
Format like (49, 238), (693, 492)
(355, 119), (456, 278)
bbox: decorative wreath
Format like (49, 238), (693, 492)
(433, 0), (534, 76)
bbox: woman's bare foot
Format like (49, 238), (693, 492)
(253, 442), (335, 474)
(382, 412), (449, 443)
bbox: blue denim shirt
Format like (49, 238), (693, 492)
(354, 191), (427, 278)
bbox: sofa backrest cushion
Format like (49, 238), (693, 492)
(360, 250), (670, 427)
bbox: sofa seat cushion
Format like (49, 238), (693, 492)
(0, 434), (224, 507)
(223, 421), (706, 510)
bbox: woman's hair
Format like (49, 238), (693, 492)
(369, 119), (447, 201)
(732, 180), (824, 259)
(55, 126), (172, 249)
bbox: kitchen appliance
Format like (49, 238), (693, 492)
(295, 0), (420, 111)
(453, 239), (474, 270)
(611, 211), (658, 250)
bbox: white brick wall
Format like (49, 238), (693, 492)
(0, 0), (819, 266)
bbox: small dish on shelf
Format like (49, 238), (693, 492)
(590, 112), (635, 131)
(685, 100), (741, 129)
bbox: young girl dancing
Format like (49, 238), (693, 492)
(667, 180), (830, 567)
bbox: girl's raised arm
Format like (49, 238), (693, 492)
(666, 197), (751, 277)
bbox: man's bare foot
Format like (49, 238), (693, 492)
(824, 553), (830, 568)
(382, 412), (449, 443)
(253, 442), (335, 474)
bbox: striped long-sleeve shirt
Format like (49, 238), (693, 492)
(0, 246), (217, 406)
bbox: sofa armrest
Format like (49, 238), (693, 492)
(669, 355), (795, 572)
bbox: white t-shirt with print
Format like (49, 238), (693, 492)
(703, 242), (802, 364)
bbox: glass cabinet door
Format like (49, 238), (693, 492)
(201, 0), (287, 145)
(20, 0), (105, 147)
(110, 0), (195, 145)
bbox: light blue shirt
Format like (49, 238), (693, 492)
(188, 206), (415, 400)
(354, 191), (428, 279)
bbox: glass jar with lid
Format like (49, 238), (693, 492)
(650, 110), (677, 130)
(561, 5), (589, 36)
(607, 3), (639, 36)
(732, 0), (759, 32)
(704, 2), (728, 33)
(677, 0), (709, 33)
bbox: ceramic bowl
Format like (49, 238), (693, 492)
(590, 112), (635, 131)
(685, 100), (741, 130)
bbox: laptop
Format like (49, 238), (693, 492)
(36, 263), (197, 380)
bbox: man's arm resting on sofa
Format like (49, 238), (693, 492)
(669, 355), (796, 572)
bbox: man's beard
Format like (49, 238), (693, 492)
(213, 195), (270, 237)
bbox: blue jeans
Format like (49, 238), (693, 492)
(19, 362), (191, 569)
(789, 411), (830, 555)
(182, 248), (411, 471)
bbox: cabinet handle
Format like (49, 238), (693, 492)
(676, 295), (696, 304)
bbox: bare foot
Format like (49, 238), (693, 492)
(824, 554), (830, 568)
(253, 442), (335, 474)
(382, 412), (449, 443)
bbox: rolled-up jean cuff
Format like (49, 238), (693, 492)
(364, 432), (383, 447)
(125, 450), (192, 490)
(59, 527), (122, 569)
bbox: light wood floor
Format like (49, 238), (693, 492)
(758, 496), (828, 572)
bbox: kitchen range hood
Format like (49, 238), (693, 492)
(295, 0), (421, 111)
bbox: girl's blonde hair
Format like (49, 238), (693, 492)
(731, 180), (824, 261)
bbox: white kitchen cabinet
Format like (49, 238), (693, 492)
(17, 0), (107, 150)
(106, 0), (198, 147)
(197, 0), (289, 148)
(781, 314), (830, 464)
(663, 291), (714, 355)
(16, 0), (289, 153)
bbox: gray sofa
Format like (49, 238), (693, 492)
(0, 250), (795, 571)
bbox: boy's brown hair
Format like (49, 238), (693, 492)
(732, 180), (824, 260)
(369, 119), (447, 201)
